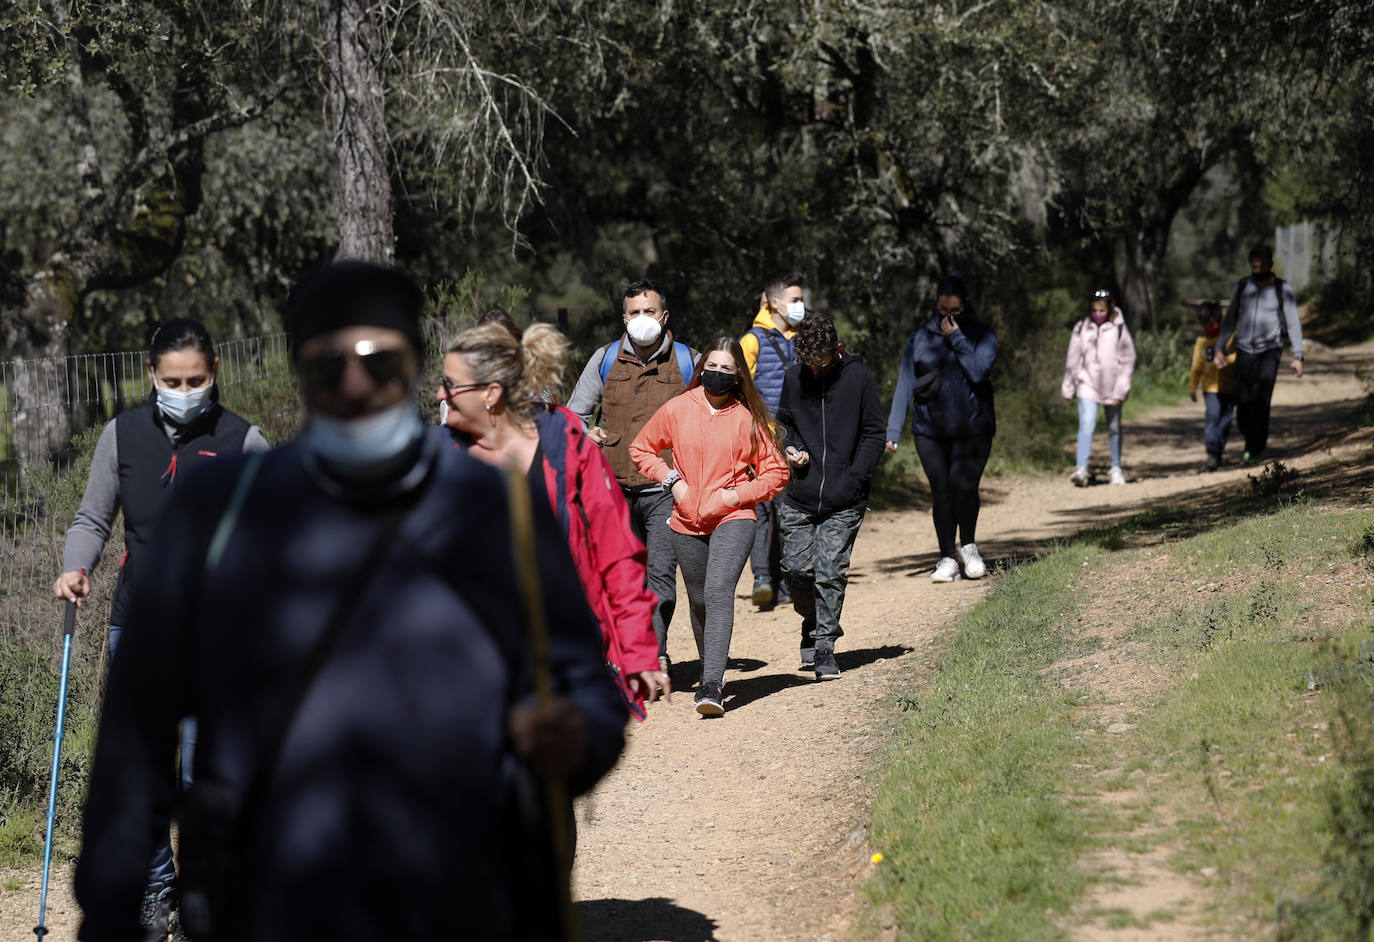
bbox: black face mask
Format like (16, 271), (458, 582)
(700, 369), (737, 396)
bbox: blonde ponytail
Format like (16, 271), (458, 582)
(447, 320), (569, 421)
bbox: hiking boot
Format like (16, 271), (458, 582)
(931, 557), (960, 583)
(814, 650), (841, 680)
(139, 881), (176, 942)
(1108, 466), (1126, 486)
(799, 646), (816, 671)
(958, 543), (987, 579)
(1069, 466), (1090, 487)
(1204, 453), (1220, 472)
(751, 576), (774, 607)
(695, 681), (725, 717)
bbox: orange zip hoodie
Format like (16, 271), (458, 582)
(629, 387), (789, 536)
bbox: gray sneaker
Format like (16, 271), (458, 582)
(814, 650), (841, 680)
(799, 646), (816, 671)
(695, 681), (725, 716)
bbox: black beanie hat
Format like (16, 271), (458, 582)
(287, 260), (425, 358)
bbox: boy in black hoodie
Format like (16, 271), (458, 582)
(775, 314), (886, 680)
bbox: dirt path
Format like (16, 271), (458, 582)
(572, 338), (1373, 942)
(4, 340), (1369, 941)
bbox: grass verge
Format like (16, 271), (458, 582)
(860, 463), (1374, 940)
(860, 546), (1100, 939)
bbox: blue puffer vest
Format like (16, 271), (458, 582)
(748, 326), (796, 414)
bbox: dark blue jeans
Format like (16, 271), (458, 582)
(777, 500), (866, 660)
(109, 624), (195, 887)
(1204, 391), (1236, 458)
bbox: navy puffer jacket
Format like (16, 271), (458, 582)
(886, 312), (999, 440)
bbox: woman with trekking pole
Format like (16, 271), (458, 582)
(52, 318), (268, 939)
(629, 337), (789, 717)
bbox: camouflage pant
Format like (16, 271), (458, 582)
(776, 500), (866, 659)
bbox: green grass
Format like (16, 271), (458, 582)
(860, 486), (1374, 940)
(861, 547), (1101, 939)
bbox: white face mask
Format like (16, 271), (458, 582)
(626, 314), (664, 346)
(155, 383), (214, 425)
(438, 401), (449, 426)
(303, 399), (425, 477)
(784, 300), (805, 326)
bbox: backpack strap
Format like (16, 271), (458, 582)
(601, 337), (695, 387)
(597, 339), (622, 384)
(672, 341), (696, 385)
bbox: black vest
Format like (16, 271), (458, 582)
(112, 394), (251, 623)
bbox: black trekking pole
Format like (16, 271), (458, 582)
(35, 600), (77, 941)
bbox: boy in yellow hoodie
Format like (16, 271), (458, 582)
(1189, 301), (1236, 471)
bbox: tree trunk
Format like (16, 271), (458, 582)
(1112, 211), (1174, 332)
(327, 0), (393, 263)
(2, 266), (81, 466)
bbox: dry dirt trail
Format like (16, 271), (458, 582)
(572, 337), (1373, 942)
(3, 339), (1369, 941)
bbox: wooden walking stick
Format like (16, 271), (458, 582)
(506, 462), (582, 942)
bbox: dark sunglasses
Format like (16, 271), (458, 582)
(299, 348), (411, 390)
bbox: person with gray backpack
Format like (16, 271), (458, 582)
(1215, 244), (1304, 464)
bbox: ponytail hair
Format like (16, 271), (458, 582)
(446, 321), (568, 421)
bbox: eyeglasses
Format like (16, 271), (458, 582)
(438, 378), (489, 395)
(299, 346), (411, 391)
(937, 305), (965, 317)
(1092, 289), (1112, 299)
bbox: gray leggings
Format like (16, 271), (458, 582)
(671, 518), (755, 687)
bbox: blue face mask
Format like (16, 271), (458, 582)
(155, 384), (214, 425)
(303, 399), (425, 477)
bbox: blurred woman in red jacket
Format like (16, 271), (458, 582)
(437, 318), (668, 716)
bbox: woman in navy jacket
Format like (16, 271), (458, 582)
(885, 274), (999, 583)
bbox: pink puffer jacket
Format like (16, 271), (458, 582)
(1061, 308), (1136, 403)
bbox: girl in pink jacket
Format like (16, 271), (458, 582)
(1062, 289), (1136, 486)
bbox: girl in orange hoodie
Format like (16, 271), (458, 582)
(630, 337), (789, 716)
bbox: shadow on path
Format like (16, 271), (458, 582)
(578, 897), (719, 942)
(720, 644), (915, 711)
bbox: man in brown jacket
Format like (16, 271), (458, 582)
(567, 279), (700, 674)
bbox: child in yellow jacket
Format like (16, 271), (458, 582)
(1189, 301), (1236, 471)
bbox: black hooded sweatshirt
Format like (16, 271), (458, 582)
(775, 353), (886, 517)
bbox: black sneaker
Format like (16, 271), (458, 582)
(814, 650), (841, 680)
(751, 577), (774, 607)
(799, 646), (816, 671)
(695, 681), (725, 716)
(1204, 453), (1220, 472)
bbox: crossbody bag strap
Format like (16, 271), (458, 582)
(762, 329), (791, 365)
(230, 503), (408, 843)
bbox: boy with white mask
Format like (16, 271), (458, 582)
(567, 278), (700, 678)
(738, 270), (805, 609)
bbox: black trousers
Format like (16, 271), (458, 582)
(914, 434), (993, 558)
(1233, 348), (1282, 455)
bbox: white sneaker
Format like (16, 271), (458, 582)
(1069, 466), (1090, 487)
(959, 543), (987, 579)
(1108, 466), (1126, 486)
(931, 557), (960, 583)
